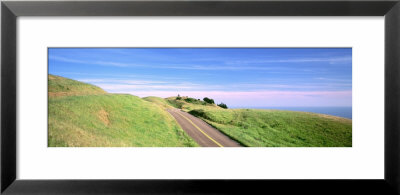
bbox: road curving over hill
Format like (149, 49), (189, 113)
(167, 108), (242, 147)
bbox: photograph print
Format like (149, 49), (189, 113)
(48, 48), (352, 147)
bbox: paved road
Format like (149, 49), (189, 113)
(167, 108), (242, 147)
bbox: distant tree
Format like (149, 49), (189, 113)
(176, 94), (182, 100)
(203, 97), (215, 104)
(217, 102), (228, 109)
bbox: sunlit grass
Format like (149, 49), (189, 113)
(49, 74), (352, 147)
(48, 75), (198, 147)
(156, 97), (352, 147)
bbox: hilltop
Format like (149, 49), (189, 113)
(48, 75), (198, 147)
(144, 96), (220, 111)
(49, 74), (106, 97)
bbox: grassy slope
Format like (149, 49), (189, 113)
(49, 74), (106, 97)
(142, 96), (175, 109)
(163, 97), (352, 147)
(48, 75), (198, 147)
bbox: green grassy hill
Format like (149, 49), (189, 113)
(49, 75), (352, 147)
(48, 75), (198, 147)
(49, 74), (106, 97)
(158, 96), (352, 147)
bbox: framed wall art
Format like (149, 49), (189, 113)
(2, 0), (400, 194)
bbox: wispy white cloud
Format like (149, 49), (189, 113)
(50, 55), (267, 70)
(78, 78), (204, 91)
(77, 77), (351, 94)
(92, 61), (131, 67)
(126, 90), (352, 98)
(98, 84), (199, 91)
(49, 56), (87, 64)
(314, 77), (352, 82)
(50, 55), (349, 71)
(78, 79), (169, 85)
(226, 56), (352, 65)
(57, 72), (187, 81)
(49, 55), (138, 67)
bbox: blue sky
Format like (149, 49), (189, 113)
(48, 48), (352, 107)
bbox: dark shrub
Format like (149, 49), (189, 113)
(203, 97), (215, 104)
(176, 94), (182, 100)
(188, 109), (208, 119)
(218, 103), (228, 109)
(184, 97), (197, 103)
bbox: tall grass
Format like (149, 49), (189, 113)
(189, 108), (352, 147)
(150, 96), (352, 147)
(48, 75), (198, 147)
(49, 74), (352, 147)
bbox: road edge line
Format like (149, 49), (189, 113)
(176, 111), (224, 147)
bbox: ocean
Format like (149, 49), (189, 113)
(231, 107), (352, 119)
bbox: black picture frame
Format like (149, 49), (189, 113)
(2, 0), (400, 194)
